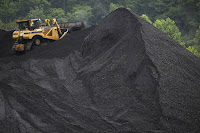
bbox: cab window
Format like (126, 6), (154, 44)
(32, 20), (39, 29)
(18, 21), (29, 30)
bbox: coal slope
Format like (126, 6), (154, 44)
(0, 29), (14, 58)
(0, 8), (200, 133)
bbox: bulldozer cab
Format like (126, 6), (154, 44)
(31, 20), (40, 29)
(18, 21), (30, 30)
(16, 19), (41, 31)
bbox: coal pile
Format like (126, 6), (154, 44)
(0, 8), (200, 133)
(0, 29), (14, 58)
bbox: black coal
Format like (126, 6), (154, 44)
(0, 8), (200, 133)
(0, 29), (14, 58)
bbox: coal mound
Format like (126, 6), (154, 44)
(0, 8), (200, 133)
(0, 29), (14, 58)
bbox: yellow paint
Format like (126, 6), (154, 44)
(12, 18), (65, 52)
(12, 20), (60, 41)
(15, 44), (24, 51)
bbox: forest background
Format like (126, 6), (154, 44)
(0, 0), (200, 56)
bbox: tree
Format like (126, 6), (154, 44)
(16, 0), (51, 17)
(153, 17), (185, 46)
(141, 14), (152, 24)
(47, 8), (65, 21)
(189, 26), (200, 52)
(49, 0), (67, 11)
(193, 26), (200, 46)
(186, 46), (200, 58)
(117, 0), (137, 11)
(90, 0), (108, 24)
(27, 6), (46, 21)
(158, 0), (200, 37)
(109, 3), (122, 13)
(66, 5), (93, 26)
(0, 0), (18, 29)
(109, 2), (132, 13)
(0, 20), (4, 30)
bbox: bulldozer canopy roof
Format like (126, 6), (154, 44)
(16, 19), (39, 23)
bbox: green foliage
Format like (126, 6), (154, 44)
(186, 46), (200, 58)
(7, 21), (17, 30)
(0, 0), (18, 27)
(141, 14), (152, 24)
(0, 20), (4, 30)
(153, 18), (185, 46)
(16, 0), (51, 17)
(27, 6), (46, 20)
(117, 0), (137, 11)
(47, 8), (65, 21)
(132, 0), (169, 20)
(109, 2), (131, 13)
(49, 0), (67, 11)
(109, 3), (123, 13)
(66, 5), (93, 26)
(0, 20), (17, 30)
(90, 0), (108, 24)
(193, 26), (200, 46)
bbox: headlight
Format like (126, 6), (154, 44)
(19, 31), (23, 37)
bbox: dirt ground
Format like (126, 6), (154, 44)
(0, 8), (200, 133)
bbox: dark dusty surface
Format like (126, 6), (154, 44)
(0, 8), (200, 133)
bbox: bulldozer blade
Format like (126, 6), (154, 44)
(60, 29), (69, 39)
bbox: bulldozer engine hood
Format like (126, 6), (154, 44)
(24, 31), (43, 34)
(13, 29), (43, 40)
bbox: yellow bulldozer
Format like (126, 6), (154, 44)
(12, 18), (85, 53)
